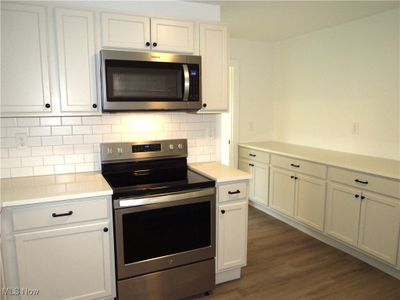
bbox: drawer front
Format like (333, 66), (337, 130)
(271, 154), (327, 178)
(239, 147), (270, 164)
(12, 197), (109, 231)
(328, 167), (400, 199)
(218, 182), (248, 203)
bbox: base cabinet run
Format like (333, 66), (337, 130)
(2, 197), (116, 300)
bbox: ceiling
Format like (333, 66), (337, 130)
(192, 1), (399, 42)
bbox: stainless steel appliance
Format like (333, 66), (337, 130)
(100, 50), (202, 112)
(101, 139), (215, 300)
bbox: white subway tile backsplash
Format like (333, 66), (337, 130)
(34, 166), (55, 176)
(65, 154), (84, 164)
(75, 163), (94, 173)
(42, 136), (63, 146)
(30, 127), (51, 136)
(6, 127), (29, 137)
(31, 146), (53, 156)
(21, 156), (43, 167)
(72, 126), (92, 135)
(1, 118), (17, 127)
(55, 164), (75, 174)
(62, 117), (82, 125)
(1, 113), (218, 178)
(63, 135), (83, 145)
(44, 155), (64, 165)
(17, 118), (40, 127)
(11, 167), (33, 177)
(52, 126), (72, 136)
(9, 148), (31, 158)
(82, 116), (102, 125)
(53, 145), (74, 155)
(40, 117), (61, 126)
(1, 158), (21, 168)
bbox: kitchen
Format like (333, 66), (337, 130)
(0, 0), (399, 299)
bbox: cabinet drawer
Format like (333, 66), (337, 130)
(218, 182), (248, 202)
(11, 197), (109, 231)
(328, 167), (400, 199)
(239, 147), (270, 164)
(271, 154), (327, 178)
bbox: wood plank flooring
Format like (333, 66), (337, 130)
(207, 206), (400, 300)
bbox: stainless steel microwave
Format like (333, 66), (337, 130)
(100, 50), (202, 112)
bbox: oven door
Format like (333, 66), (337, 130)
(114, 188), (215, 279)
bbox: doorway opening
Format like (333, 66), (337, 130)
(220, 60), (239, 167)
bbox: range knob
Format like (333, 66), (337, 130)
(117, 147), (123, 154)
(178, 144), (183, 150)
(107, 148), (113, 155)
(169, 144), (174, 150)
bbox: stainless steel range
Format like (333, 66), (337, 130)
(101, 139), (216, 300)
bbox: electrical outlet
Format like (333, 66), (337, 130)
(16, 133), (28, 148)
(352, 122), (360, 135)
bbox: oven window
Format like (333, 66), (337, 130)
(105, 60), (183, 101)
(122, 201), (211, 264)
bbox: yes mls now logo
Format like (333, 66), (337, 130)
(2, 287), (40, 296)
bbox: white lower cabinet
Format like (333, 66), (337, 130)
(15, 222), (113, 300)
(238, 158), (268, 206)
(2, 197), (115, 300)
(269, 167), (296, 216)
(358, 191), (400, 265)
(326, 183), (361, 246)
(216, 180), (248, 284)
(326, 182), (400, 266)
(294, 174), (326, 231)
(217, 201), (247, 271)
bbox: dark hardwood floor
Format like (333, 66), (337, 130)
(207, 206), (400, 300)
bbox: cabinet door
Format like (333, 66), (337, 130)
(252, 161), (269, 206)
(199, 24), (228, 111)
(56, 8), (98, 112)
(101, 13), (150, 50)
(217, 201), (247, 271)
(269, 167), (295, 217)
(150, 18), (194, 53)
(1, 3), (51, 113)
(326, 183), (361, 246)
(358, 192), (400, 265)
(238, 158), (254, 199)
(14, 222), (113, 300)
(295, 174), (326, 231)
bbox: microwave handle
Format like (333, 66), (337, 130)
(183, 64), (190, 101)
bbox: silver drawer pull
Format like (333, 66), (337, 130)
(228, 190), (240, 195)
(52, 211), (73, 218)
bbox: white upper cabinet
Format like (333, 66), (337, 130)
(101, 13), (150, 50)
(101, 14), (194, 53)
(1, 3), (51, 113)
(150, 18), (194, 53)
(56, 8), (99, 112)
(199, 23), (228, 112)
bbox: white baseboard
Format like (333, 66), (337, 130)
(249, 200), (400, 280)
(216, 268), (241, 284)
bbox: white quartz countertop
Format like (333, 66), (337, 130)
(190, 162), (251, 183)
(240, 141), (400, 180)
(0, 172), (112, 208)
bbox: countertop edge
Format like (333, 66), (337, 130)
(189, 163), (251, 183)
(239, 143), (400, 181)
(1, 190), (113, 208)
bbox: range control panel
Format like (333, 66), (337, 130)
(101, 139), (187, 162)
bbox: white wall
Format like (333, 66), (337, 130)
(271, 8), (400, 160)
(230, 38), (274, 143)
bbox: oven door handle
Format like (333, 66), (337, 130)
(182, 64), (190, 101)
(116, 188), (214, 208)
